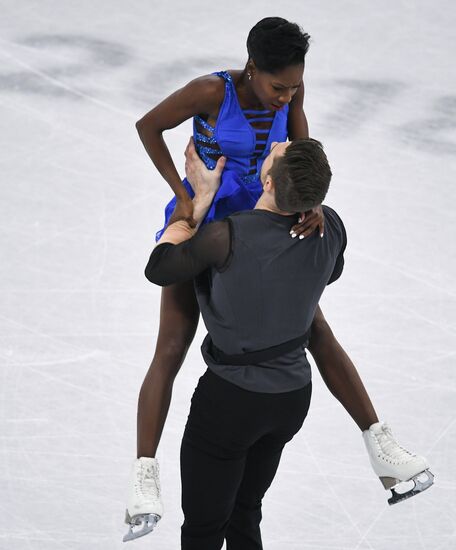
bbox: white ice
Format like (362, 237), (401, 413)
(0, 1), (455, 549)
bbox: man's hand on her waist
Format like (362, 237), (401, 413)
(184, 136), (226, 200)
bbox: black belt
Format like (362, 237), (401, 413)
(204, 329), (311, 366)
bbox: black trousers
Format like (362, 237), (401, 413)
(180, 368), (312, 550)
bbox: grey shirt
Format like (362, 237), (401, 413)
(145, 206), (347, 393)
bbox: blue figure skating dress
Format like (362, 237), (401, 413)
(155, 70), (289, 242)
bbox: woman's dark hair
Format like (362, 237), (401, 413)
(247, 17), (310, 73)
(269, 139), (332, 212)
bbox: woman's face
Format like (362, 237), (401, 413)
(253, 63), (304, 111)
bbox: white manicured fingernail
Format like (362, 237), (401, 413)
(291, 232), (297, 238)
(299, 234), (304, 239)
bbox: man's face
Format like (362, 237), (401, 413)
(260, 141), (291, 184)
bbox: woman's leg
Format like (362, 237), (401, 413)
(308, 305), (378, 431)
(137, 279), (200, 458)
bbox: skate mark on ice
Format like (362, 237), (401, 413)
(412, 494), (428, 550)
(0, 312), (100, 356)
(424, 415), (456, 455)
(395, 302), (456, 337)
(352, 504), (389, 550)
(23, 364), (131, 406)
(399, 95), (456, 156)
(0, 34), (131, 97)
(132, 55), (241, 106)
(0, 90), (138, 171)
(20, 34), (131, 68)
(349, 248), (456, 298)
(302, 437), (376, 550)
(0, 37), (135, 117)
(0, 314), (129, 406)
(4, 352), (102, 368)
(0, 189), (153, 270)
(322, 78), (404, 135)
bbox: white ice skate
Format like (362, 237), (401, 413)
(123, 457), (163, 542)
(362, 421), (434, 505)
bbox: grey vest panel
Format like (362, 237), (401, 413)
(194, 206), (345, 393)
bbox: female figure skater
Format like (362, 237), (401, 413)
(124, 17), (431, 542)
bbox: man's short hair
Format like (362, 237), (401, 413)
(269, 138), (332, 212)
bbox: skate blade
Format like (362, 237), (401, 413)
(123, 511), (160, 542)
(387, 469), (434, 506)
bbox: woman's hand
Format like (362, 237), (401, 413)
(290, 205), (325, 239)
(168, 196), (197, 228)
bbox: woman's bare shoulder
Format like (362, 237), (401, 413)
(186, 73), (226, 112)
(137, 71), (233, 129)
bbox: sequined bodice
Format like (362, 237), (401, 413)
(193, 70), (289, 184)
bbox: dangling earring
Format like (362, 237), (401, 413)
(248, 72), (252, 81)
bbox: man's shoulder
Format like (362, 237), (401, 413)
(322, 205), (345, 230)
(322, 205), (347, 250)
(322, 204), (343, 223)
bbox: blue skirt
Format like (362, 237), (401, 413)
(155, 170), (263, 242)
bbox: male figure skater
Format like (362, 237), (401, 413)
(135, 138), (432, 549)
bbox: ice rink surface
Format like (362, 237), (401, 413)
(1, 1), (455, 548)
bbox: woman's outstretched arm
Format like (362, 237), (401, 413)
(308, 305), (379, 431)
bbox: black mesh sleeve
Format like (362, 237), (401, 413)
(144, 220), (232, 286)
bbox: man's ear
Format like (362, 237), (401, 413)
(264, 176), (275, 192)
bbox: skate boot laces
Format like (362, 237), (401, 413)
(135, 460), (161, 502)
(374, 423), (415, 465)
(123, 458), (162, 542)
